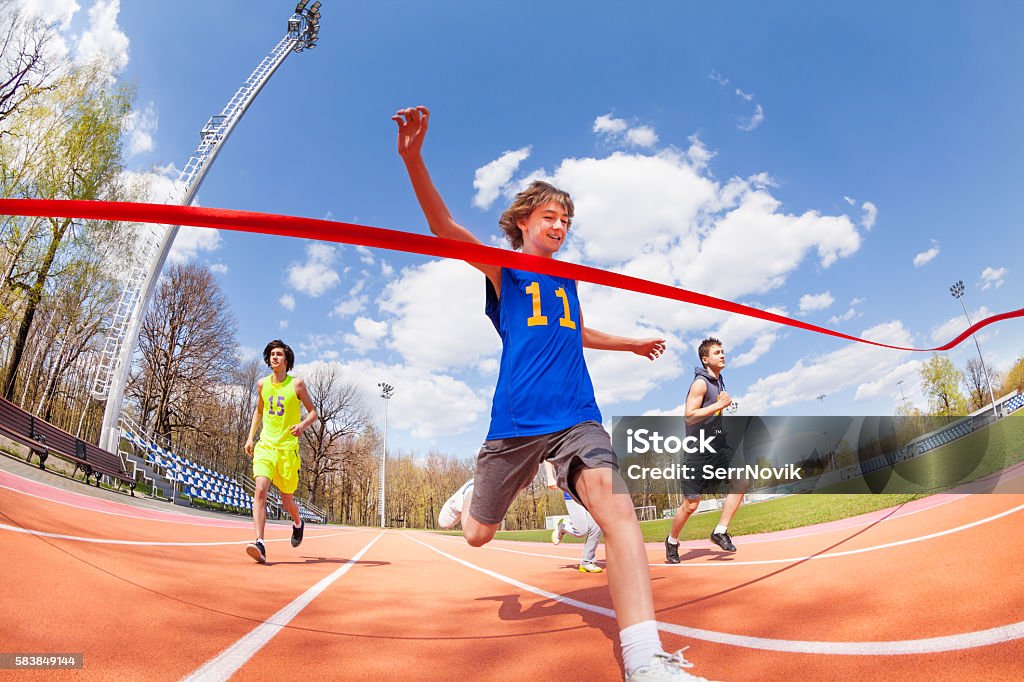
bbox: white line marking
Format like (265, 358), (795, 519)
(427, 502), (1024, 568)
(0, 480), (250, 527)
(404, 532), (1024, 655)
(180, 531), (383, 682)
(0, 522), (351, 546)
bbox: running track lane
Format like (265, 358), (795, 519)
(2, 472), (1023, 680)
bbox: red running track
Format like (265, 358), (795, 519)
(2, 467), (1023, 681)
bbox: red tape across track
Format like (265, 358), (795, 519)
(2, 198), (1021, 352)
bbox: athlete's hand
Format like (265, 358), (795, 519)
(634, 338), (667, 361)
(244, 438), (254, 457)
(289, 423), (305, 437)
(392, 106), (429, 160)
(718, 391), (733, 409)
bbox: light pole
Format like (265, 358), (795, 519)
(897, 380), (908, 408)
(377, 382), (394, 528)
(950, 280), (999, 417)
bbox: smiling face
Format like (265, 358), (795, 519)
(517, 200), (572, 257)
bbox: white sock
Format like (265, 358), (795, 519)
(619, 620), (662, 677)
(666, 536), (679, 545)
(714, 524), (728, 535)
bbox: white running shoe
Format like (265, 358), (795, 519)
(437, 479), (474, 529)
(551, 517), (569, 545)
(578, 561), (603, 573)
(626, 649), (712, 681)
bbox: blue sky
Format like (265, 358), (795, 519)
(32, 1), (1024, 458)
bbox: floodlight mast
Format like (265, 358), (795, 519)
(94, 4), (323, 452)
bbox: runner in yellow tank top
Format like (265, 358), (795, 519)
(243, 340), (318, 563)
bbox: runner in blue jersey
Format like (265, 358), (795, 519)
(394, 106), (712, 681)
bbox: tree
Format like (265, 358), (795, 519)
(962, 358), (999, 412)
(1000, 356), (1024, 397)
(1, 64), (135, 399)
(127, 262), (238, 441)
(919, 354), (968, 416)
(0, 0), (62, 130)
(299, 363), (371, 506)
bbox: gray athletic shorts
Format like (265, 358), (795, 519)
(469, 420), (618, 526)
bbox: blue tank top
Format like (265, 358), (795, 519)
(485, 268), (602, 439)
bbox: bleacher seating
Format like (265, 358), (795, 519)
(1004, 393), (1024, 415)
(119, 425), (325, 523)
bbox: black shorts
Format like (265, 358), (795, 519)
(469, 421), (618, 526)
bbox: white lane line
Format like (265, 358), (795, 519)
(0, 522), (352, 546)
(427, 502), (1024, 567)
(180, 531), (383, 682)
(0, 480), (251, 527)
(404, 532), (1024, 655)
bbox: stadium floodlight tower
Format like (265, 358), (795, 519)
(377, 382), (394, 528)
(950, 280), (999, 418)
(93, 3), (323, 452)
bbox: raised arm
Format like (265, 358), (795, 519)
(393, 105), (502, 293)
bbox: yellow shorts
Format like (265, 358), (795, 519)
(252, 443), (300, 495)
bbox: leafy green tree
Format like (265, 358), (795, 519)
(919, 354), (968, 416)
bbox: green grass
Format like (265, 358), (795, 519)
(434, 413), (1024, 543)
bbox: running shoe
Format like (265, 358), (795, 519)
(627, 649), (712, 681)
(291, 519), (304, 547)
(437, 479), (474, 529)
(578, 561), (603, 573)
(551, 517), (569, 545)
(246, 539), (266, 564)
(709, 531), (736, 552)
(664, 536), (681, 564)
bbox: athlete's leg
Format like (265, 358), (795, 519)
(669, 495), (701, 540)
(252, 476), (271, 540)
(718, 491), (744, 528)
(279, 491), (301, 526)
(573, 465), (654, 628)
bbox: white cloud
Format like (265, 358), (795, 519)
(735, 88), (754, 102)
(854, 360), (923, 402)
(355, 245), (375, 266)
(586, 332), (684, 405)
(593, 114), (659, 148)
(842, 196), (856, 206)
(379, 259), (499, 372)
(278, 320), (288, 330)
(74, 0), (129, 75)
(931, 306), (991, 345)
(799, 291), (835, 314)
(287, 243), (340, 297)
(168, 226), (222, 264)
(738, 104), (764, 131)
(593, 114), (628, 135)
(380, 261), (395, 277)
(279, 294), (296, 311)
(124, 101), (157, 156)
(296, 359), (488, 440)
(17, 0), (80, 30)
(913, 241), (939, 267)
(731, 332), (779, 368)
(860, 201), (877, 230)
(625, 126), (658, 148)
(708, 71), (729, 86)
(742, 321), (915, 414)
(331, 280), (369, 317)
(209, 263), (228, 275)
(344, 317), (389, 354)
(980, 266), (1007, 290)
(472, 146), (531, 210)
(829, 307), (860, 325)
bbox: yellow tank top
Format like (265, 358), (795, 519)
(260, 374), (301, 449)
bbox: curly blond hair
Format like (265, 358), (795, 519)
(497, 180), (574, 250)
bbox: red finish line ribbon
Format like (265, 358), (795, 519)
(2, 198), (1020, 352)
